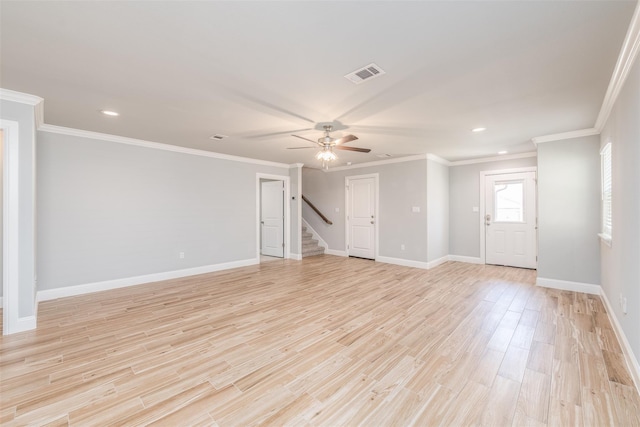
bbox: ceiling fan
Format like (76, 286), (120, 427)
(288, 125), (371, 169)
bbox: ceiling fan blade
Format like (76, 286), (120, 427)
(286, 146), (315, 149)
(334, 134), (358, 145)
(292, 134), (320, 145)
(336, 146), (371, 153)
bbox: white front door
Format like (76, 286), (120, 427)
(347, 176), (376, 259)
(261, 180), (284, 258)
(485, 171), (537, 269)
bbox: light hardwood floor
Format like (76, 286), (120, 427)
(1, 256), (639, 426)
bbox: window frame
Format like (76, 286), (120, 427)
(599, 142), (612, 246)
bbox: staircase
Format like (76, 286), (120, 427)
(302, 226), (325, 257)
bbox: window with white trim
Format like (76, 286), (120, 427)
(600, 142), (612, 241)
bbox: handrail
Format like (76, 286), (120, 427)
(302, 195), (333, 225)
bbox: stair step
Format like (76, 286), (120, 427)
(302, 248), (325, 257)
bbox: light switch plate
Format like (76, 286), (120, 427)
(412, 206), (420, 213)
(472, 207), (479, 212)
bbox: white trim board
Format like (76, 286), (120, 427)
(40, 124), (290, 169)
(600, 290), (640, 393)
(595, 0), (640, 131)
(0, 88), (43, 106)
(535, 277), (602, 295)
(37, 258), (259, 302)
(325, 249), (348, 257)
(479, 167), (538, 266)
(532, 128), (599, 145)
(328, 154), (428, 172)
(256, 173), (291, 260)
(376, 256), (431, 270)
(449, 152), (537, 166)
(448, 255), (483, 264)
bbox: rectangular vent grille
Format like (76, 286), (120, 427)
(345, 63), (386, 85)
(210, 134), (227, 141)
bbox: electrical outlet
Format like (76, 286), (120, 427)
(179, 252), (185, 259)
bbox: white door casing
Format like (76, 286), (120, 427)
(346, 174), (378, 260)
(483, 170), (537, 269)
(261, 180), (284, 258)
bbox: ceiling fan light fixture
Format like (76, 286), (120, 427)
(315, 149), (337, 162)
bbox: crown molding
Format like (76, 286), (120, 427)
(426, 153), (451, 166)
(0, 88), (43, 106)
(0, 88), (45, 127)
(289, 163), (304, 169)
(531, 128), (599, 145)
(449, 151), (537, 166)
(324, 154), (428, 172)
(38, 124), (290, 169)
(595, 0), (640, 131)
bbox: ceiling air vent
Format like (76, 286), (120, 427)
(344, 63), (386, 85)
(209, 134), (228, 141)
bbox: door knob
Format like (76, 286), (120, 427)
(370, 221), (374, 224)
(261, 221), (264, 224)
(485, 214), (491, 226)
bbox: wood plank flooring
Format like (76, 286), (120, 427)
(1, 256), (639, 426)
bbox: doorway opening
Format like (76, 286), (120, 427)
(256, 174), (290, 263)
(480, 167), (537, 269)
(345, 173), (378, 260)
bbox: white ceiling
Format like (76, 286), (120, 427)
(0, 1), (635, 167)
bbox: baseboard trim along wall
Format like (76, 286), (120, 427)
(448, 255), (483, 264)
(37, 258), (259, 302)
(376, 256), (431, 270)
(599, 291), (640, 393)
(289, 253), (303, 261)
(325, 249), (348, 257)
(535, 277), (602, 295)
(536, 275), (640, 393)
(426, 256), (450, 269)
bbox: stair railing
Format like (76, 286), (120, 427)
(302, 195), (333, 225)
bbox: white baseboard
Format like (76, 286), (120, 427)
(301, 218), (328, 250)
(37, 258), (259, 302)
(376, 256), (430, 270)
(600, 290), (640, 393)
(426, 255), (449, 269)
(535, 277), (601, 295)
(289, 252), (302, 261)
(0, 296), (3, 307)
(448, 255), (483, 264)
(325, 249), (348, 257)
(4, 315), (37, 335)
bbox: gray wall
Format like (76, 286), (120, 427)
(600, 52), (640, 365)
(449, 156), (537, 258)
(537, 136), (600, 284)
(36, 131), (288, 291)
(0, 129), (3, 298)
(427, 159), (449, 262)
(0, 99), (37, 318)
(302, 159), (429, 262)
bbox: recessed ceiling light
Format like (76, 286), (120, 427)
(209, 134), (228, 141)
(472, 127), (486, 133)
(498, 150), (508, 155)
(100, 110), (119, 116)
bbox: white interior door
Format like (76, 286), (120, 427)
(347, 176), (376, 259)
(261, 180), (284, 258)
(485, 171), (537, 269)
